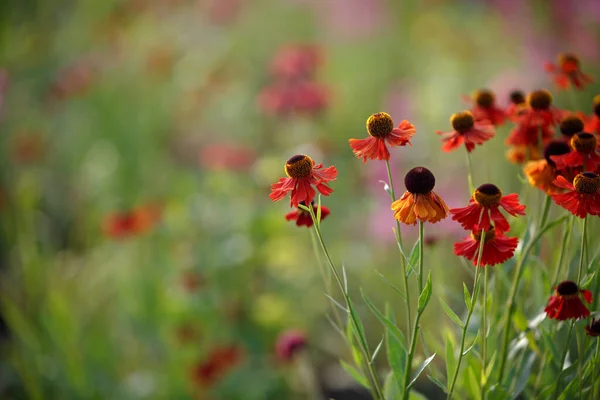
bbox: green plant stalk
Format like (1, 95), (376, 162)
(497, 217), (566, 382)
(447, 230), (486, 400)
(593, 340), (600, 397)
(385, 159), (412, 329)
(466, 150), (475, 193)
(307, 206), (385, 400)
(576, 330), (583, 400)
(402, 221), (426, 400)
(576, 216), (587, 285)
(538, 195), (551, 231)
(553, 322), (574, 400)
(481, 262), (489, 400)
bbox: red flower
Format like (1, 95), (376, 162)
(191, 346), (243, 387)
(450, 184), (526, 233)
(544, 53), (593, 90)
(544, 280), (592, 320)
(585, 318), (600, 337)
(270, 155), (337, 207)
(506, 90), (562, 148)
(453, 226), (518, 267)
(550, 172), (600, 218)
(523, 140), (574, 194)
(349, 112), (416, 162)
(550, 132), (600, 172)
(436, 111), (495, 152)
(467, 89), (506, 126)
(505, 90), (527, 120)
(275, 330), (307, 362)
(285, 201), (330, 227)
(102, 205), (161, 238)
(270, 44), (322, 81)
(391, 167), (449, 225)
(580, 95), (600, 137)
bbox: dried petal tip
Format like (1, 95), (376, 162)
(474, 89), (495, 108)
(285, 154), (314, 178)
(366, 112), (394, 138)
(544, 140), (571, 167)
(474, 183), (502, 207)
(556, 280), (579, 296)
(593, 95), (600, 117)
(527, 89), (553, 110)
(450, 111), (475, 133)
(559, 116), (584, 137)
(404, 167), (435, 194)
(571, 132), (597, 153)
(574, 172), (600, 194)
(509, 90), (526, 105)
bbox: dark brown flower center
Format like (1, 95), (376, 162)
(473, 183), (502, 207)
(404, 167), (435, 194)
(366, 112), (394, 138)
(470, 226), (496, 243)
(285, 154), (313, 178)
(451, 111), (475, 133)
(587, 318), (600, 336)
(593, 95), (600, 118)
(571, 132), (597, 154)
(544, 140), (571, 167)
(559, 53), (580, 70)
(574, 172), (600, 194)
(556, 280), (579, 296)
(559, 116), (584, 137)
(528, 89), (552, 111)
(474, 89), (495, 108)
(509, 90), (526, 105)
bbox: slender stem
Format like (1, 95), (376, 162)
(551, 216), (574, 286)
(481, 263), (489, 400)
(576, 329), (583, 400)
(402, 221), (426, 400)
(538, 195), (552, 231)
(553, 322), (574, 400)
(466, 149), (475, 193)
(307, 206), (385, 400)
(385, 160), (412, 329)
(576, 216), (587, 285)
(447, 230), (486, 400)
(593, 340), (600, 398)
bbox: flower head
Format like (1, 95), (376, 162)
(523, 141), (573, 194)
(275, 330), (307, 362)
(285, 201), (330, 227)
(436, 110), (495, 152)
(258, 81), (329, 116)
(551, 132), (600, 171)
(582, 95), (600, 136)
(559, 115), (584, 138)
(545, 53), (594, 90)
(470, 89), (505, 126)
(391, 167), (449, 225)
(505, 90), (527, 119)
(550, 172), (600, 218)
(453, 226), (519, 267)
(270, 155), (337, 207)
(450, 183), (526, 233)
(102, 205), (160, 239)
(270, 44), (322, 81)
(544, 280), (592, 320)
(190, 346), (243, 387)
(506, 90), (562, 148)
(585, 318), (600, 337)
(349, 112), (416, 162)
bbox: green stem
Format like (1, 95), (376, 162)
(466, 149), (475, 193)
(576, 216), (587, 285)
(402, 221), (426, 400)
(576, 330), (583, 400)
(593, 340), (600, 398)
(447, 230), (486, 400)
(481, 263), (489, 400)
(385, 160), (412, 329)
(538, 195), (552, 231)
(551, 216), (575, 286)
(553, 322), (574, 400)
(307, 205), (385, 400)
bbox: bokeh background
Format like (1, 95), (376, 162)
(0, 0), (599, 399)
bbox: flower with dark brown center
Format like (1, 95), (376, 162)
(366, 112), (395, 138)
(545, 53), (593, 90)
(559, 116), (584, 137)
(571, 132), (597, 154)
(404, 167), (435, 194)
(574, 172), (600, 194)
(455, 225), (518, 267)
(551, 173), (600, 217)
(558, 53), (580, 73)
(474, 89), (495, 108)
(509, 90), (526, 105)
(527, 89), (553, 110)
(473, 184), (502, 207)
(470, 225), (496, 243)
(585, 318), (600, 337)
(451, 111), (475, 133)
(545, 280), (592, 320)
(544, 140), (571, 168)
(285, 154), (314, 178)
(551, 132), (600, 171)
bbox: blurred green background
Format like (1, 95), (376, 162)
(0, 0), (598, 399)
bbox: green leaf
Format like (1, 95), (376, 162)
(371, 336), (384, 363)
(341, 264), (348, 293)
(427, 374), (448, 393)
(298, 203), (310, 212)
(316, 195), (322, 225)
(467, 366), (482, 400)
(408, 391), (428, 400)
(463, 332), (479, 356)
(408, 353), (436, 389)
(362, 290), (405, 344)
(383, 370), (401, 400)
(580, 272), (595, 289)
(439, 298), (464, 328)
(483, 351), (496, 384)
(445, 332), (457, 386)
(511, 310), (528, 331)
(385, 305), (406, 398)
(541, 330), (561, 367)
(463, 282), (472, 311)
(340, 360), (369, 389)
(409, 239), (420, 271)
(417, 271), (432, 313)
(513, 352), (535, 398)
(325, 294), (348, 313)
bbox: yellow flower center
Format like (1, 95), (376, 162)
(451, 111), (475, 133)
(559, 116), (584, 137)
(473, 183), (502, 207)
(527, 89), (553, 111)
(366, 112), (394, 138)
(474, 89), (495, 108)
(470, 226), (496, 243)
(573, 172), (600, 194)
(285, 155), (314, 178)
(571, 132), (597, 154)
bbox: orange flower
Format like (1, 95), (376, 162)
(550, 132), (600, 172)
(550, 172), (600, 218)
(102, 205), (160, 238)
(391, 167), (449, 225)
(349, 112), (416, 162)
(468, 89), (505, 126)
(545, 53), (593, 90)
(453, 226), (518, 267)
(436, 110), (494, 152)
(270, 155), (337, 207)
(285, 201), (330, 227)
(505, 144), (540, 165)
(523, 141), (572, 194)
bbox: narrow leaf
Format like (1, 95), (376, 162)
(325, 294), (348, 313)
(445, 333), (457, 386)
(462, 332), (479, 356)
(439, 298), (464, 328)
(409, 240), (420, 271)
(427, 374), (448, 393)
(342, 264), (348, 294)
(417, 271), (432, 313)
(408, 353), (436, 389)
(371, 336), (384, 363)
(463, 282), (472, 311)
(316, 195), (322, 225)
(376, 270), (406, 300)
(362, 290), (405, 344)
(340, 360), (368, 389)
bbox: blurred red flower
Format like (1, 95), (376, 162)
(544, 53), (593, 90)
(506, 90), (562, 148)
(199, 142), (256, 172)
(544, 280), (591, 320)
(258, 81), (329, 116)
(550, 132), (600, 172)
(285, 201), (330, 227)
(275, 330), (307, 362)
(191, 346), (243, 387)
(102, 205), (161, 238)
(270, 44), (322, 81)
(467, 89), (506, 126)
